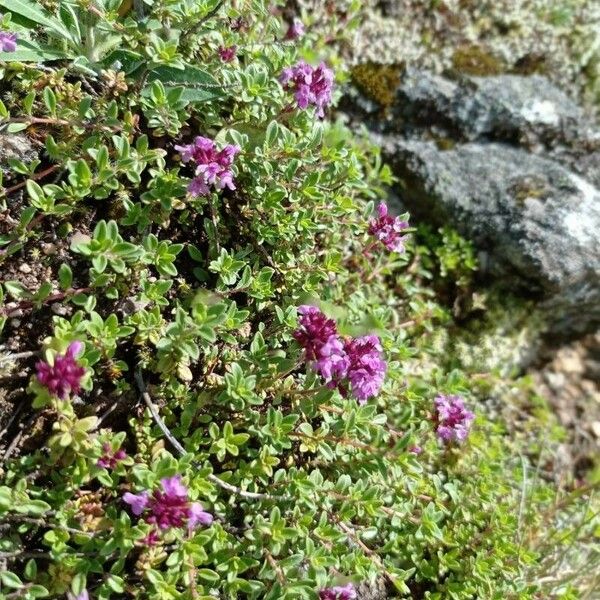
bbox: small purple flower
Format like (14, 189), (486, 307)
(123, 490), (150, 516)
(175, 136), (240, 197)
(97, 442), (127, 469)
(218, 45), (237, 62)
(188, 502), (214, 529)
(319, 583), (357, 600)
(294, 305), (349, 384)
(0, 30), (17, 53)
(294, 307), (387, 400)
(67, 590), (89, 600)
(344, 335), (386, 403)
(285, 18), (305, 40)
(434, 395), (475, 443)
(123, 475), (212, 533)
(36, 341), (86, 399)
(314, 335), (349, 384)
(410, 445), (422, 455)
(280, 61), (334, 118)
(161, 474), (188, 497)
(294, 305), (339, 361)
(368, 203), (409, 253)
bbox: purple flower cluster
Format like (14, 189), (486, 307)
(97, 443), (127, 469)
(294, 306), (348, 383)
(344, 335), (387, 403)
(123, 475), (213, 532)
(368, 203), (409, 253)
(285, 18), (305, 40)
(218, 45), (237, 62)
(294, 306), (386, 404)
(0, 29), (17, 53)
(175, 136), (240, 196)
(36, 341), (86, 399)
(434, 395), (475, 443)
(319, 583), (357, 600)
(280, 61), (334, 118)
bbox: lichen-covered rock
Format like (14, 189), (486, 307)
(352, 0), (600, 111)
(348, 68), (598, 151)
(380, 138), (600, 335)
(396, 70), (590, 144)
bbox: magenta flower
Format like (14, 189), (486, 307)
(175, 136), (240, 196)
(36, 341), (86, 399)
(218, 45), (237, 62)
(368, 203), (409, 253)
(294, 307), (387, 402)
(434, 395), (475, 443)
(188, 502), (215, 528)
(280, 61), (334, 118)
(294, 305), (349, 384)
(285, 18), (305, 40)
(410, 445), (422, 455)
(319, 583), (357, 600)
(123, 475), (213, 532)
(123, 490), (150, 515)
(344, 335), (386, 404)
(97, 442), (127, 469)
(314, 335), (349, 383)
(294, 306), (338, 359)
(0, 30), (17, 53)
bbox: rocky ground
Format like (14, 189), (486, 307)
(534, 333), (600, 481)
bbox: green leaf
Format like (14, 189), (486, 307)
(24, 558), (37, 580)
(143, 65), (225, 103)
(4, 280), (31, 300)
(102, 49), (144, 74)
(0, 0), (72, 40)
(43, 87), (57, 114)
(21, 499), (51, 516)
(197, 569), (220, 583)
(58, 264), (73, 290)
(6, 123), (28, 133)
(0, 571), (23, 588)
(29, 584), (50, 597)
(26, 179), (45, 204)
(265, 120), (280, 147)
(0, 46), (71, 62)
(147, 65), (219, 87)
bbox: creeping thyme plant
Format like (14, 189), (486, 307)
(0, 1), (598, 599)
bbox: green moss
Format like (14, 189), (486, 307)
(350, 62), (404, 107)
(452, 44), (507, 76)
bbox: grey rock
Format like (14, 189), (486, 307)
(344, 67), (600, 337)
(393, 69), (590, 146)
(0, 133), (37, 175)
(381, 138), (600, 334)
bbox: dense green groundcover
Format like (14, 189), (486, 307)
(0, 1), (598, 599)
